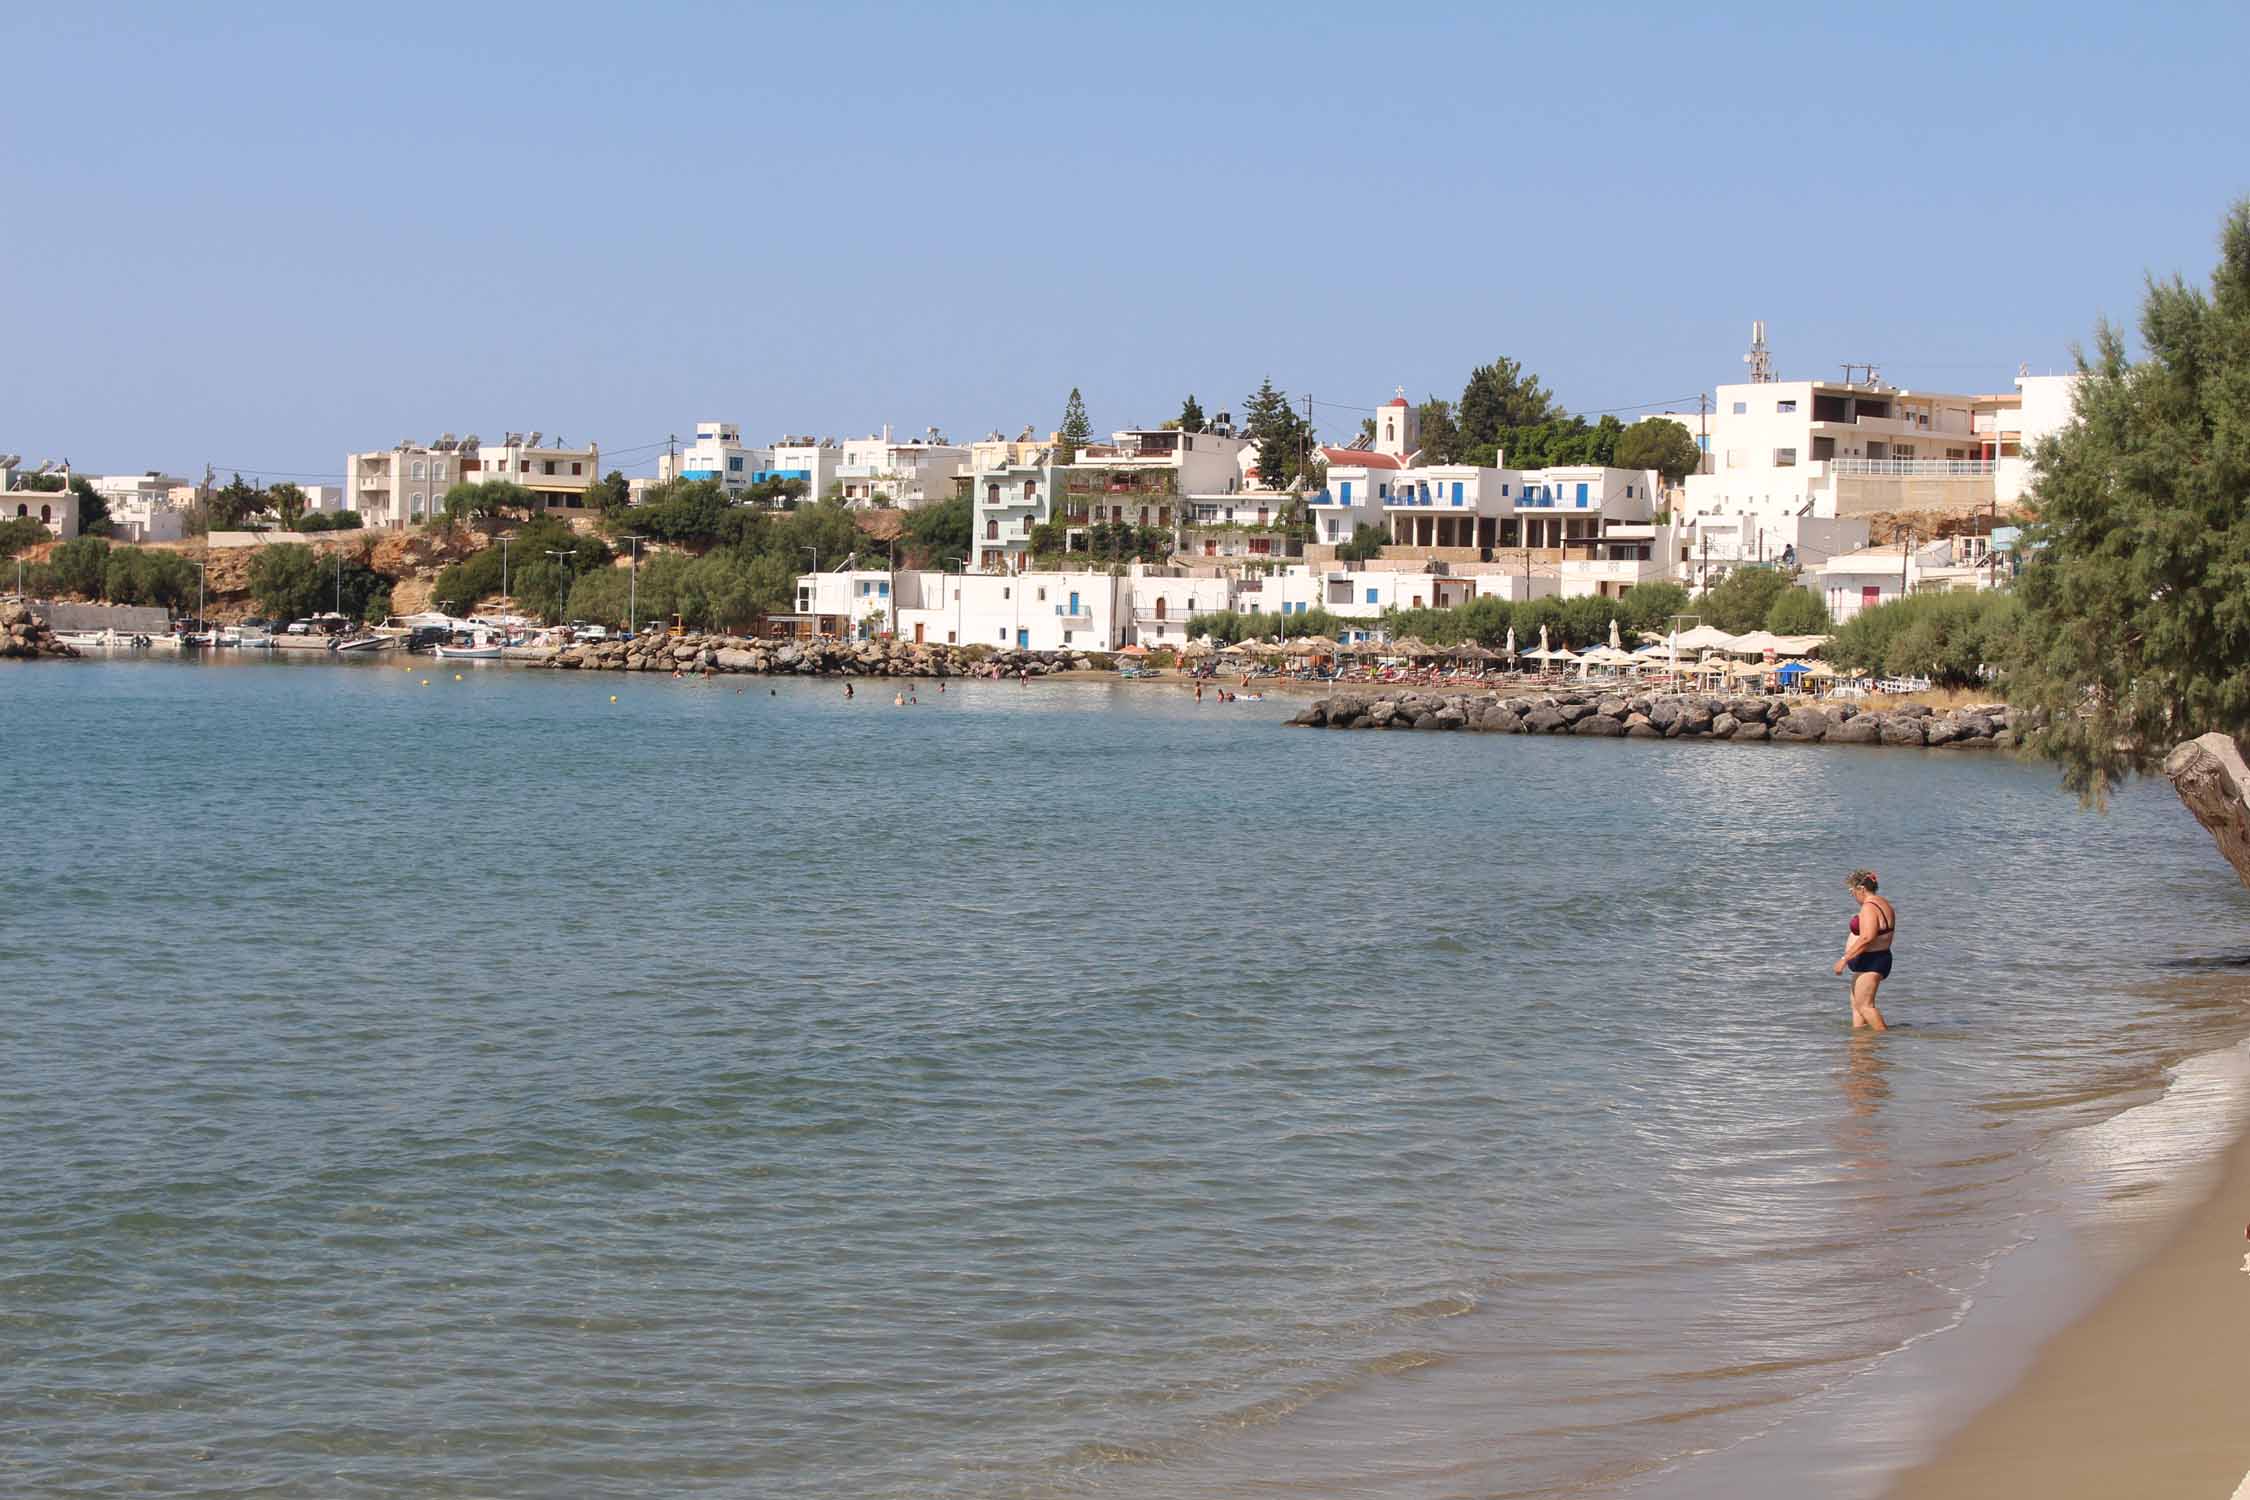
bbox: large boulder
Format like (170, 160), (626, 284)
(1573, 713), (1626, 737)
(1479, 707), (1523, 733)
(1523, 706), (1568, 734)
(1710, 712), (1739, 739)
(1830, 715), (1883, 744)
(1556, 701), (1596, 725)
(1734, 722), (1771, 742)
(1921, 717), (1963, 746)
(1879, 716), (1927, 747)
(1771, 711), (1827, 742)
(1596, 697), (1629, 719)
(1433, 707), (1468, 730)
(1368, 700), (1399, 728)
(1679, 701), (1715, 736)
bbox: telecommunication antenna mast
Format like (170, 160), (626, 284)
(1743, 320), (1776, 384)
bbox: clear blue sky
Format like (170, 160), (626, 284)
(5, 1), (2245, 484)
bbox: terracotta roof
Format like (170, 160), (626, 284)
(1382, 397), (1409, 408)
(1322, 447), (1402, 469)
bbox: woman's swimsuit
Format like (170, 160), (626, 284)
(1846, 908), (1894, 978)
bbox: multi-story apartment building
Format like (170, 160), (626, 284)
(657, 422), (772, 496)
(467, 433), (602, 513)
(1306, 398), (1661, 563)
(757, 438), (843, 500)
(348, 441), (458, 527)
(836, 430), (969, 508)
(90, 472), (192, 542)
(349, 433), (602, 527)
(968, 427), (1250, 571)
(1680, 335), (2080, 529)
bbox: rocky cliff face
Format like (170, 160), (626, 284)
(0, 601), (80, 660)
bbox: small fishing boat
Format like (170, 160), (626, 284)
(434, 625), (503, 660)
(331, 633), (394, 653)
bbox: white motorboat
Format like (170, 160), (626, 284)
(55, 629), (118, 648)
(434, 642), (502, 659)
(331, 633), (394, 653)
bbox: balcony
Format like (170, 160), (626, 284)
(1055, 611), (1094, 627)
(1831, 459), (1994, 478)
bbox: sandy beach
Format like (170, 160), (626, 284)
(1883, 1116), (2250, 1500)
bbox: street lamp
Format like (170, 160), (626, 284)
(192, 559), (206, 627)
(623, 533), (646, 636)
(544, 549), (571, 628)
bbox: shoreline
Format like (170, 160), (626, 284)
(1880, 1066), (2250, 1500)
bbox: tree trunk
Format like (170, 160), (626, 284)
(2164, 733), (2250, 890)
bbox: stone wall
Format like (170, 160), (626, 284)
(1290, 688), (2018, 748)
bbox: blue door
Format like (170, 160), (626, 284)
(1017, 628), (1029, 648)
(1068, 591), (1080, 614)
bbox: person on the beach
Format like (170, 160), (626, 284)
(1833, 869), (1894, 1031)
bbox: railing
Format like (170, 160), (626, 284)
(1831, 459), (1994, 478)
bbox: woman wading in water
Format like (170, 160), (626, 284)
(1833, 869), (1895, 1031)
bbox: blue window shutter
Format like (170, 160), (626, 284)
(1576, 482), (1589, 506)
(1452, 482), (1464, 504)
(1340, 480), (1352, 504)
(1365, 587), (1378, 604)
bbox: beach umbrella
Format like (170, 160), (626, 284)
(1729, 630), (1780, 657)
(1219, 640), (1251, 654)
(1283, 636), (1321, 656)
(1538, 623), (1550, 654)
(1181, 641), (1213, 657)
(1118, 642), (1150, 657)
(1504, 625), (1516, 658)
(1673, 624), (1739, 652)
(1608, 617), (1622, 652)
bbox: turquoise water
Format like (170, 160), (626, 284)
(5, 655), (2247, 1498)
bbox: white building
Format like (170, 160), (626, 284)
(837, 430), (969, 509)
(1680, 330), (2082, 528)
(92, 471), (191, 542)
(1, 459), (78, 539)
(968, 427), (1254, 573)
(350, 433), (602, 527)
(468, 433), (603, 514)
(657, 421), (772, 496)
(760, 438), (843, 501)
(348, 440), (461, 527)
(1813, 536), (2008, 623)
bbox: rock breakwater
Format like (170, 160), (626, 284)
(534, 633), (1100, 678)
(1, 602), (80, 661)
(1289, 689), (2020, 749)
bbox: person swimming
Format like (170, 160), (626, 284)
(1833, 868), (1895, 1031)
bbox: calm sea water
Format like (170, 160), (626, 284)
(5, 655), (2247, 1498)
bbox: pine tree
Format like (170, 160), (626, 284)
(1060, 388), (1092, 448)
(1178, 394), (1205, 434)
(1243, 377), (1311, 490)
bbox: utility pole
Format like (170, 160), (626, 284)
(334, 553), (343, 617)
(544, 549), (571, 627)
(1900, 530), (1913, 602)
(499, 535), (511, 604)
(1697, 391), (1709, 475)
(624, 533), (646, 634)
(668, 433), (678, 478)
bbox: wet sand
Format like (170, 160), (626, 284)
(1883, 1119), (2250, 1500)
